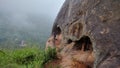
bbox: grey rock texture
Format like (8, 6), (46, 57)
(47, 0), (120, 68)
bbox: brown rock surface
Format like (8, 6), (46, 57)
(46, 0), (120, 68)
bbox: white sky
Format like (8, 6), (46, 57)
(0, 0), (65, 21)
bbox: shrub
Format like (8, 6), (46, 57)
(0, 46), (57, 68)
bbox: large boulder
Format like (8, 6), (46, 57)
(46, 0), (120, 68)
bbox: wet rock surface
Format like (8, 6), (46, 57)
(46, 0), (120, 68)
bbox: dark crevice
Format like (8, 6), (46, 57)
(73, 36), (93, 51)
(67, 39), (73, 44)
(52, 24), (62, 45)
(52, 24), (61, 35)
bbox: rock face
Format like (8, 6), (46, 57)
(46, 0), (120, 68)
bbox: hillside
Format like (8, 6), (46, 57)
(0, 11), (52, 48)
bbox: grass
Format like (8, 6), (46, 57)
(0, 46), (57, 68)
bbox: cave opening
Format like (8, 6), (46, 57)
(73, 36), (93, 51)
(52, 24), (61, 35)
(52, 24), (62, 46)
(67, 39), (73, 44)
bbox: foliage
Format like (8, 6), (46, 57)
(0, 46), (57, 68)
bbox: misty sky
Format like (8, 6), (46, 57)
(0, 0), (65, 22)
(0, 0), (65, 45)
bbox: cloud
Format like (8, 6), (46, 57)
(0, 0), (65, 19)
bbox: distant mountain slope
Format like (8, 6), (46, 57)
(0, 11), (53, 48)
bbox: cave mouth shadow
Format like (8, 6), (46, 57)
(72, 36), (93, 51)
(52, 24), (61, 36)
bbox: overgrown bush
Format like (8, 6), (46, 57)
(0, 46), (57, 68)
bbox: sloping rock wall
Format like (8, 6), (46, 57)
(46, 0), (120, 68)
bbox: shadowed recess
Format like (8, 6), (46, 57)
(73, 36), (93, 51)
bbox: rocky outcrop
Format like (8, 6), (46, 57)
(46, 0), (120, 68)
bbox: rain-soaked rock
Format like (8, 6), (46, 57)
(46, 0), (120, 68)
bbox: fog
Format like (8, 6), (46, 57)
(0, 0), (65, 47)
(0, 0), (64, 18)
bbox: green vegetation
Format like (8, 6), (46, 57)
(0, 46), (57, 68)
